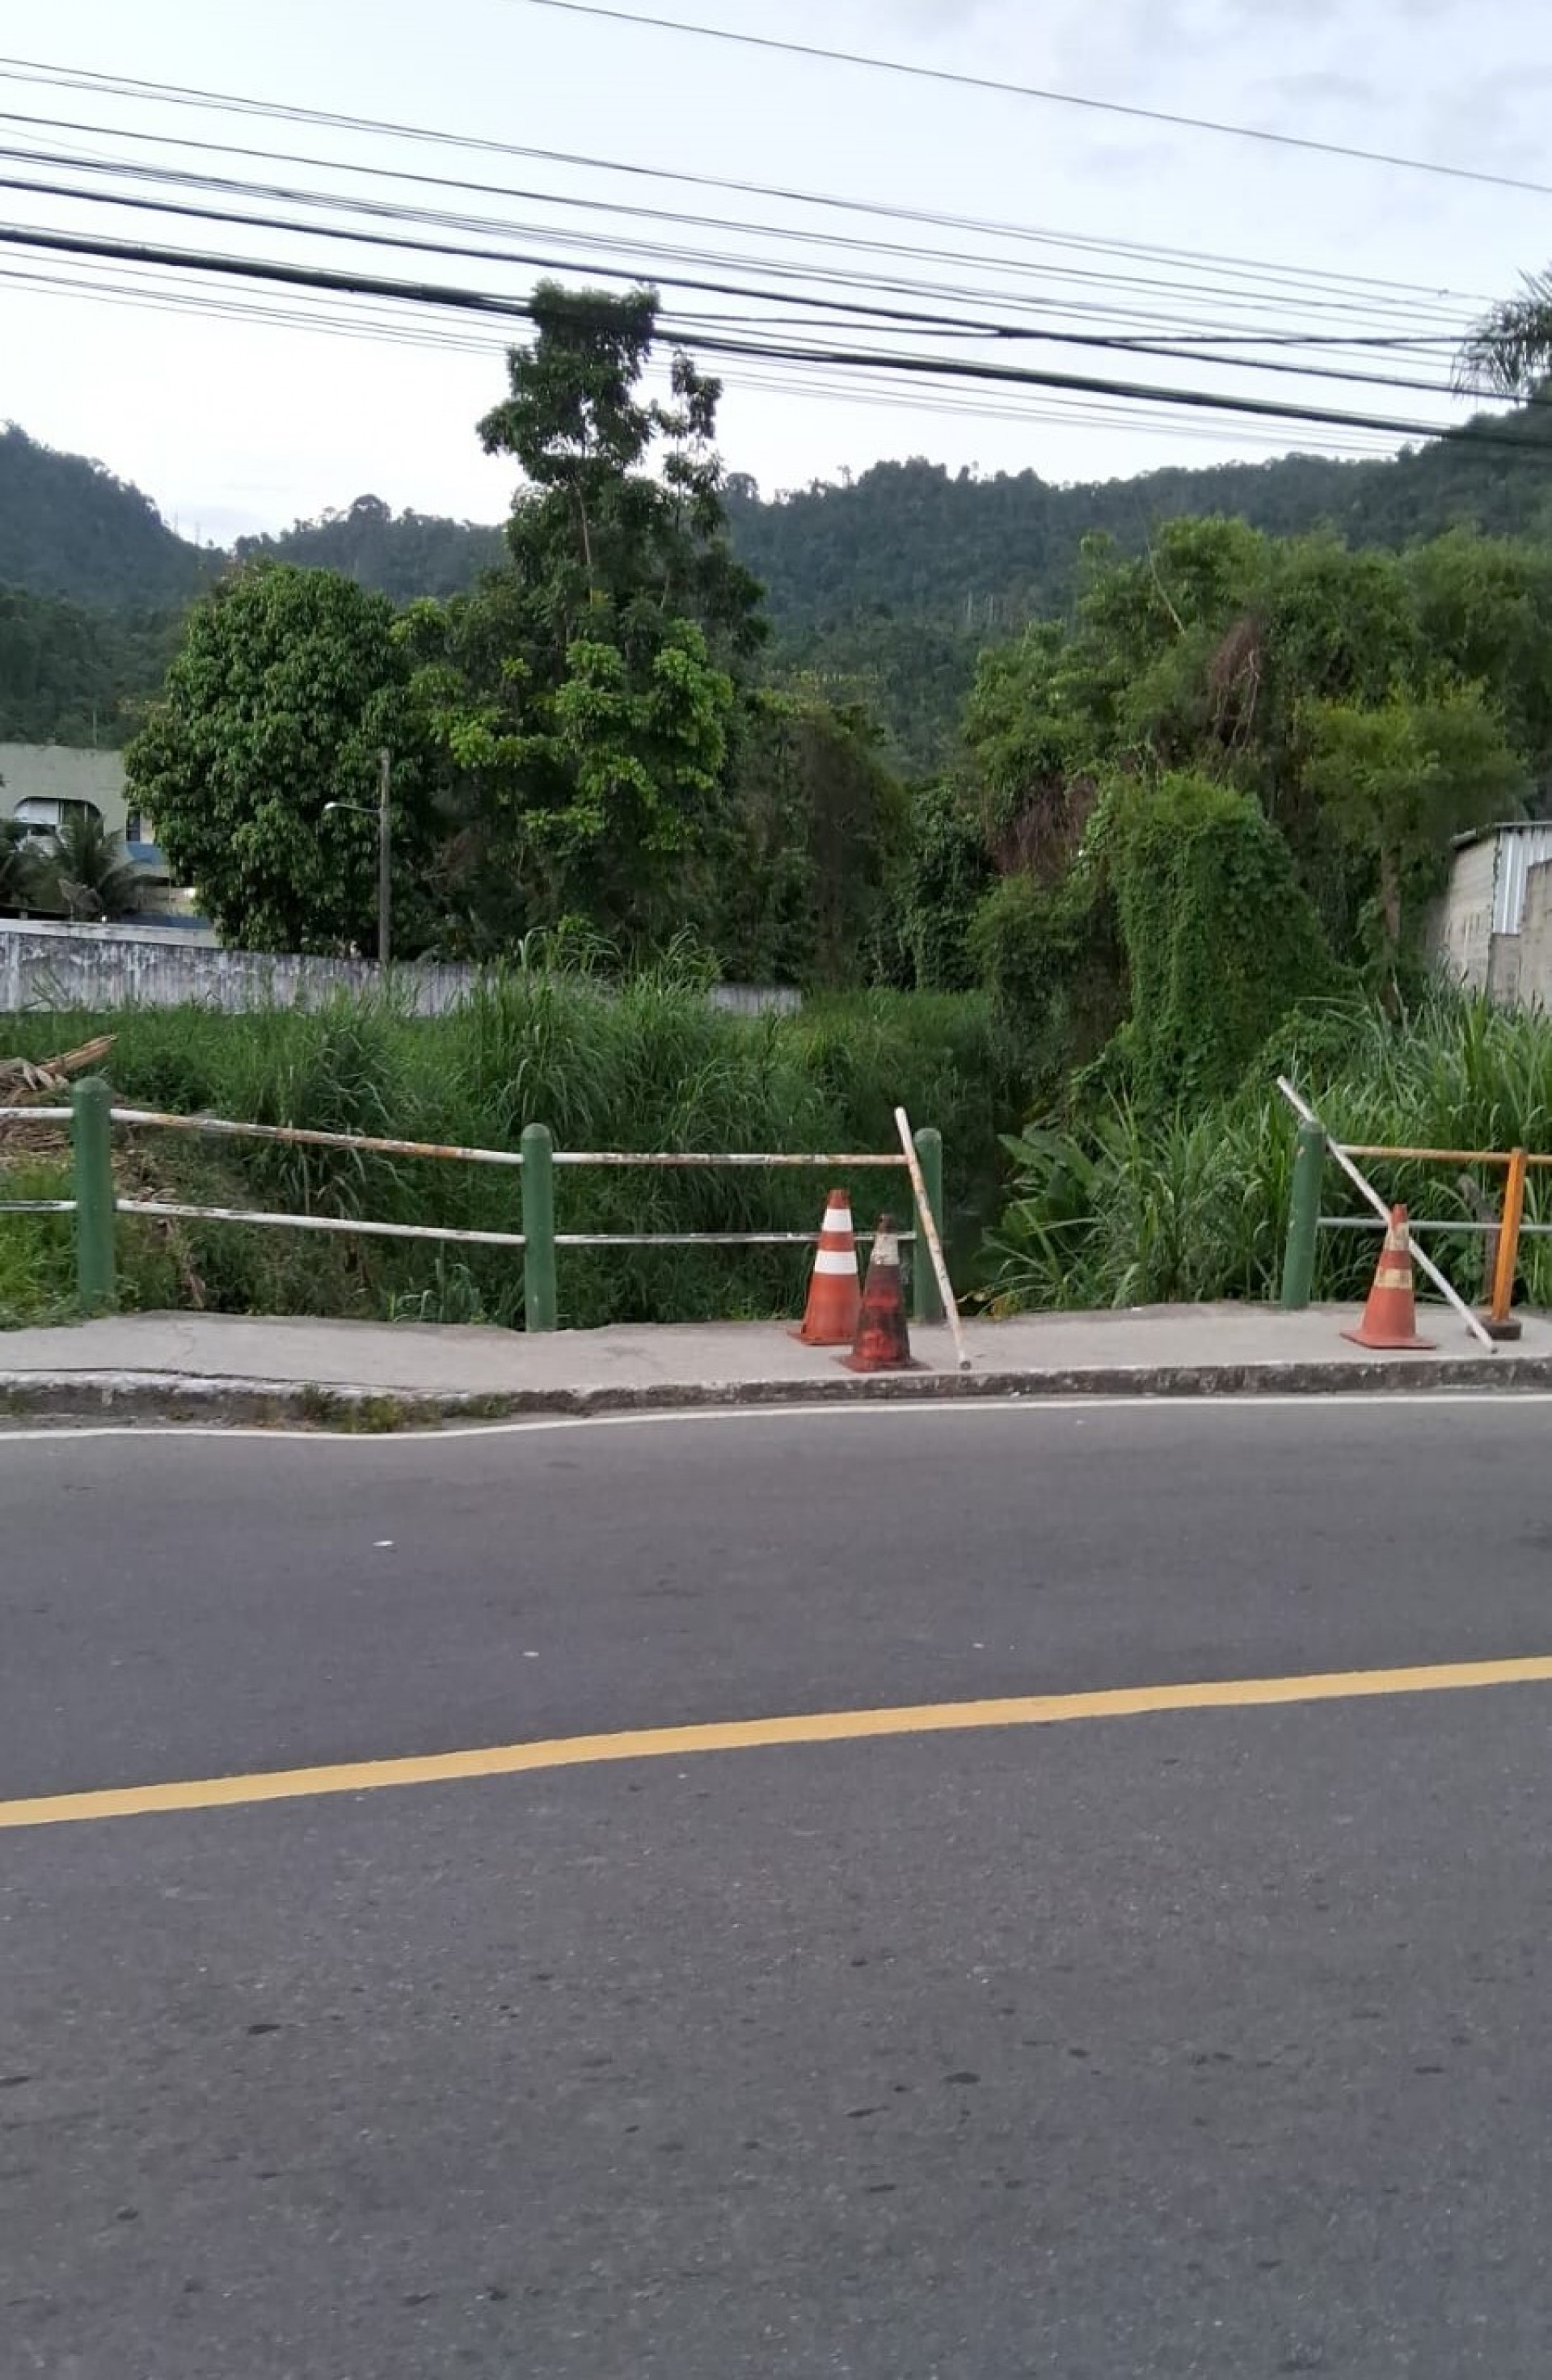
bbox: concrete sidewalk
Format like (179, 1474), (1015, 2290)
(4, 1301), (1552, 1427)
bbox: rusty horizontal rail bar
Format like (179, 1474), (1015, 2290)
(114, 1198), (528, 1251)
(108, 1209), (909, 1253)
(553, 1228), (914, 1248)
(108, 1108), (909, 1174)
(1318, 1214), (1552, 1238)
(1339, 1143), (1552, 1169)
(109, 1107), (527, 1170)
(552, 1150), (907, 1168)
(0, 1106), (72, 1123)
(0, 1199), (77, 1215)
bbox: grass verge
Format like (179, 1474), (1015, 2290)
(2, 962), (1022, 1329)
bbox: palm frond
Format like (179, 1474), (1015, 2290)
(1457, 270), (1552, 398)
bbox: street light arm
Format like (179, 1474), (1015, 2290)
(320, 749), (391, 965)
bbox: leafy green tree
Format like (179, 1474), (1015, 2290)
(1104, 771), (1342, 1104)
(411, 284), (765, 953)
(1301, 688), (1525, 964)
(479, 281), (764, 663)
(1406, 530), (1552, 798)
(897, 777), (993, 990)
(712, 692), (906, 985)
(967, 865), (1124, 1095)
(126, 563), (436, 952)
(960, 517), (1547, 977)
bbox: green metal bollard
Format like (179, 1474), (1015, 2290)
(521, 1121), (557, 1331)
(71, 1075), (116, 1313)
(1280, 1118), (1324, 1310)
(912, 1125), (945, 1325)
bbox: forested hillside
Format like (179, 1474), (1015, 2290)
(726, 410), (1552, 636)
(726, 407), (1552, 766)
(234, 495), (504, 601)
(0, 585), (182, 747)
(0, 424), (213, 610)
(6, 402), (1552, 754)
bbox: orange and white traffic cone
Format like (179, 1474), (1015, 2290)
(1343, 1204), (1436, 1351)
(792, 1188), (861, 1346)
(842, 1213), (920, 1372)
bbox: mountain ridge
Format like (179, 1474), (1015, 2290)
(6, 408), (1552, 758)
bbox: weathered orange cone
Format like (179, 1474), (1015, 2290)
(792, 1188), (862, 1346)
(1343, 1204), (1436, 1350)
(842, 1213), (921, 1372)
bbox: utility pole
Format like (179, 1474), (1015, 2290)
(377, 747), (391, 968)
(321, 749), (392, 965)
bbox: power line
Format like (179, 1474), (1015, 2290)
(0, 256), (1407, 455)
(519, 0), (1552, 201)
(0, 59), (1497, 325)
(2, 158), (1488, 404)
(4, 217), (1541, 455)
(0, 115), (1482, 346)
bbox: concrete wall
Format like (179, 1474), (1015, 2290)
(1510, 859), (1552, 1011)
(0, 921), (799, 1019)
(1429, 834), (1498, 992)
(1429, 833), (1552, 1011)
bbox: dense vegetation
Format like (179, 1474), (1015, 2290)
(11, 281), (1552, 1337)
(728, 407), (1552, 639)
(0, 584), (183, 748)
(983, 991), (1552, 1314)
(10, 392), (1552, 763)
(234, 495), (504, 600)
(0, 423), (214, 610)
(0, 965), (1017, 1328)
(125, 286), (905, 983)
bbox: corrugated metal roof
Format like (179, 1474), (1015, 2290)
(1494, 826), (1552, 935)
(1452, 821), (1552, 850)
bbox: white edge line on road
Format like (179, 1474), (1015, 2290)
(3, 1389), (1552, 1446)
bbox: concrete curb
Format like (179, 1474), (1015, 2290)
(6, 1353), (1552, 1429)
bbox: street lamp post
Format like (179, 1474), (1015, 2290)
(375, 746), (391, 968)
(323, 747), (392, 965)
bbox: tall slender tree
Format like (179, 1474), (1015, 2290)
(415, 283), (764, 950)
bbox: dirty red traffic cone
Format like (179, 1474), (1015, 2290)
(791, 1188), (862, 1346)
(842, 1213), (920, 1372)
(1342, 1204), (1436, 1351)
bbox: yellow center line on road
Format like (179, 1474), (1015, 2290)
(5, 1653), (1552, 1834)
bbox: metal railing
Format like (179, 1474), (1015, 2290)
(2, 1078), (955, 1336)
(1276, 1076), (1552, 1348)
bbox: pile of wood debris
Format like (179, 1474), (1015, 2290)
(0, 1035), (116, 1155)
(0, 1033), (116, 1105)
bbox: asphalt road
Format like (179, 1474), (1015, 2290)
(4, 1397), (1552, 2378)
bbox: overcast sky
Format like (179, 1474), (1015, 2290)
(2, 0), (1550, 542)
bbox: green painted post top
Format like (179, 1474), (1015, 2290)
(1280, 1117), (1324, 1312)
(521, 1121), (557, 1333)
(913, 1125), (945, 1326)
(71, 1074), (116, 1313)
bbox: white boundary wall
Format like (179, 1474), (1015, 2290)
(0, 921), (799, 1017)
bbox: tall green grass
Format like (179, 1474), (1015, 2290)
(0, 961), (1023, 1329)
(0, 1156), (78, 1326)
(984, 990), (1552, 1312)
